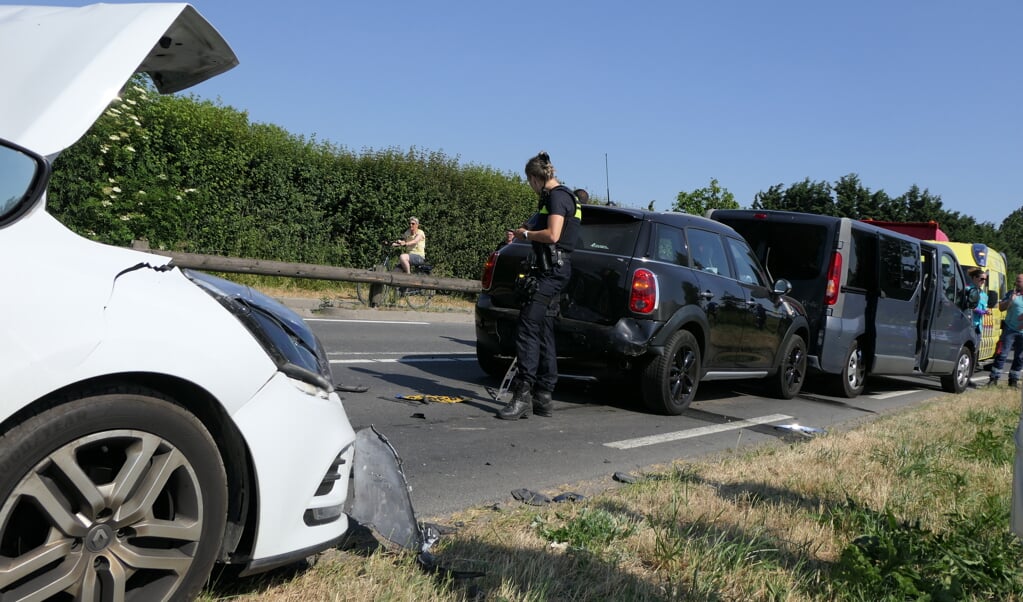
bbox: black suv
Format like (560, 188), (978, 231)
(476, 205), (810, 414)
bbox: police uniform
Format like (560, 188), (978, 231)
(504, 186), (581, 416)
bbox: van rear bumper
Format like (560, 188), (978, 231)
(813, 315), (866, 375)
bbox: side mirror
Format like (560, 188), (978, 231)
(0, 138), (50, 227)
(966, 286), (981, 310)
(772, 278), (792, 296)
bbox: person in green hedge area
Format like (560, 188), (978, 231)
(393, 216), (426, 274)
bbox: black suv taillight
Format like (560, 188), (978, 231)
(481, 252), (498, 290)
(629, 268), (657, 314)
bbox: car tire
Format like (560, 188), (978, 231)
(477, 347), (512, 378)
(832, 340), (866, 398)
(769, 335), (807, 399)
(641, 329), (701, 415)
(0, 390), (228, 601)
(941, 346), (974, 394)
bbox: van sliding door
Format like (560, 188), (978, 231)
(872, 234), (920, 373)
(921, 251), (970, 373)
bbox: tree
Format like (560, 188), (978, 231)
(752, 184), (785, 210)
(897, 185), (945, 223)
(833, 174), (870, 219)
(999, 206), (1023, 274)
(783, 178), (834, 215)
(672, 178), (738, 215)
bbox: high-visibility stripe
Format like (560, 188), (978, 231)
(539, 201), (583, 219)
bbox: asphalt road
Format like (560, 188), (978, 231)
(307, 309), (971, 521)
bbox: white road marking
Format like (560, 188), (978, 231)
(604, 413), (793, 450)
(306, 318), (430, 325)
(331, 353), (475, 364)
(869, 390), (917, 400)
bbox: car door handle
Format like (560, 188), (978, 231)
(699, 290), (715, 300)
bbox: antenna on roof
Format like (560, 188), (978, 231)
(604, 153), (612, 206)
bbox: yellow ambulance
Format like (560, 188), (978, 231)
(943, 242), (1008, 362)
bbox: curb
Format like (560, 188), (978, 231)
(274, 296), (474, 323)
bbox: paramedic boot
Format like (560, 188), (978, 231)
(532, 390), (554, 417)
(499, 381), (532, 420)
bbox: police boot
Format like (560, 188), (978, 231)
(532, 390), (553, 417)
(499, 382), (532, 420)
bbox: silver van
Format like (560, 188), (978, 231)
(708, 209), (978, 397)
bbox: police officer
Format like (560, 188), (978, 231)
(499, 151), (581, 420)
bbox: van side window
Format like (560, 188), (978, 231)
(846, 228), (875, 291)
(725, 236), (767, 286)
(879, 234), (919, 301)
(688, 228), (733, 279)
(940, 254), (957, 303)
(652, 223), (689, 266)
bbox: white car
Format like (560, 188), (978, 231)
(0, 4), (394, 600)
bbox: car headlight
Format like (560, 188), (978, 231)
(183, 269), (334, 393)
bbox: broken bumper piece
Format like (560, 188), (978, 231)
(350, 426), (433, 554)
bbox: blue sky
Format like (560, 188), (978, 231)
(52, 1), (1023, 226)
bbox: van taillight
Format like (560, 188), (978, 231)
(629, 268), (657, 314)
(481, 252), (498, 290)
(825, 251), (842, 305)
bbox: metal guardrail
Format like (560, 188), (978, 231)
(130, 241), (482, 294)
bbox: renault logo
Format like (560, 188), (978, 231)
(85, 524), (114, 553)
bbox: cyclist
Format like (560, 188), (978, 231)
(393, 216), (426, 274)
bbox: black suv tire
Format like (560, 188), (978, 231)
(769, 335), (807, 399)
(641, 330), (701, 415)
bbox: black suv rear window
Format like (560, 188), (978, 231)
(576, 215), (641, 255)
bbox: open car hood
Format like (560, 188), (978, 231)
(0, 3), (238, 157)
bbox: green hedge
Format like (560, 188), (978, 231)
(49, 78), (535, 280)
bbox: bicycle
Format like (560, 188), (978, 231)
(356, 243), (436, 310)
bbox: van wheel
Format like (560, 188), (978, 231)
(642, 330), (701, 415)
(833, 341), (866, 398)
(769, 335), (807, 399)
(941, 347), (973, 394)
(0, 392), (228, 602)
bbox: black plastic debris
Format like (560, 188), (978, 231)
(410, 412), (426, 419)
(552, 492), (586, 503)
(612, 471), (638, 484)
(511, 488), (551, 506)
(335, 382), (370, 393)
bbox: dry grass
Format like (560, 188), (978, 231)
(201, 386), (1023, 601)
(224, 275), (476, 313)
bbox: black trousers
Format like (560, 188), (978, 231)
(514, 260), (571, 392)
